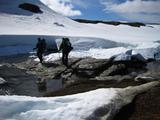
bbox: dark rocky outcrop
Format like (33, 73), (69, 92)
(54, 22), (65, 27)
(114, 86), (160, 120)
(19, 3), (43, 13)
(72, 58), (113, 77)
(13, 56), (149, 89)
(74, 19), (146, 27)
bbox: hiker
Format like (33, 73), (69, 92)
(34, 38), (46, 63)
(42, 38), (46, 52)
(59, 38), (73, 67)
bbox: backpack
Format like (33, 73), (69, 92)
(66, 41), (73, 53)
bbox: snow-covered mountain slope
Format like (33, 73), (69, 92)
(0, 0), (160, 47)
(0, 0), (160, 59)
(0, 0), (81, 35)
(0, 81), (159, 120)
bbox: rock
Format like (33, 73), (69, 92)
(0, 77), (7, 85)
(100, 64), (127, 77)
(131, 54), (146, 63)
(113, 50), (146, 63)
(14, 59), (38, 70)
(147, 58), (155, 62)
(74, 58), (109, 69)
(113, 52), (132, 61)
(135, 61), (160, 81)
(93, 75), (134, 82)
(14, 58), (71, 79)
(12, 56), (148, 89)
(113, 82), (160, 120)
(135, 76), (156, 82)
(125, 50), (132, 55)
(74, 58), (112, 77)
(36, 78), (47, 92)
(61, 69), (73, 80)
(19, 3), (43, 13)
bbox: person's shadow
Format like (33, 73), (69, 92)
(42, 62), (59, 68)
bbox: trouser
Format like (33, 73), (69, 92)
(37, 52), (43, 63)
(62, 52), (69, 67)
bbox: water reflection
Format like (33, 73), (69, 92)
(36, 78), (62, 95)
(36, 78), (47, 92)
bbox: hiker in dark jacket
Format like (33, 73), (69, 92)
(59, 38), (73, 67)
(34, 38), (46, 63)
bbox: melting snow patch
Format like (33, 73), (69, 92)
(0, 81), (159, 120)
(39, 46), (160, 63)
(41, 47), (129, 62)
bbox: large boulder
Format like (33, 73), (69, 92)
(113, 50), (132, 61)
(73, 58), (112, 77)
(131, 54), (146, 63)
(114, 50), (146, 63)
(112, 50), (147, 71)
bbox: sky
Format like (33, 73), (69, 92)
(40, 0), (160, 23)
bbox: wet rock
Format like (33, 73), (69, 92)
(75, 58), (111, 69)
(36, 78), (47, 92)
(73, 58), (112, 77)
(61, 69), (73, 80)
(134, 61), (160, 82)
(13, 57), (148, 88)
(14, 59), (38, 70)
(93, 75), (134, 82)
(135, 76), (156, 82)
(15, 58), (81, 79)
(134, 71), (160, 82)
(0, 77), (7, 85)
(100, 64), (127, 77)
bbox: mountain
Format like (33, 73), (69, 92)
(0, 0), (160, 59)
(0, 0), (160, 46)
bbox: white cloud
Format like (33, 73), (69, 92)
(101, 0), (160, 23)
(109, 0), (160, 14)
(40, 0), (82, 16)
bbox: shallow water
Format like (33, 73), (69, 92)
(147, 61), (160, 73)
(0, 65), (62, 97)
